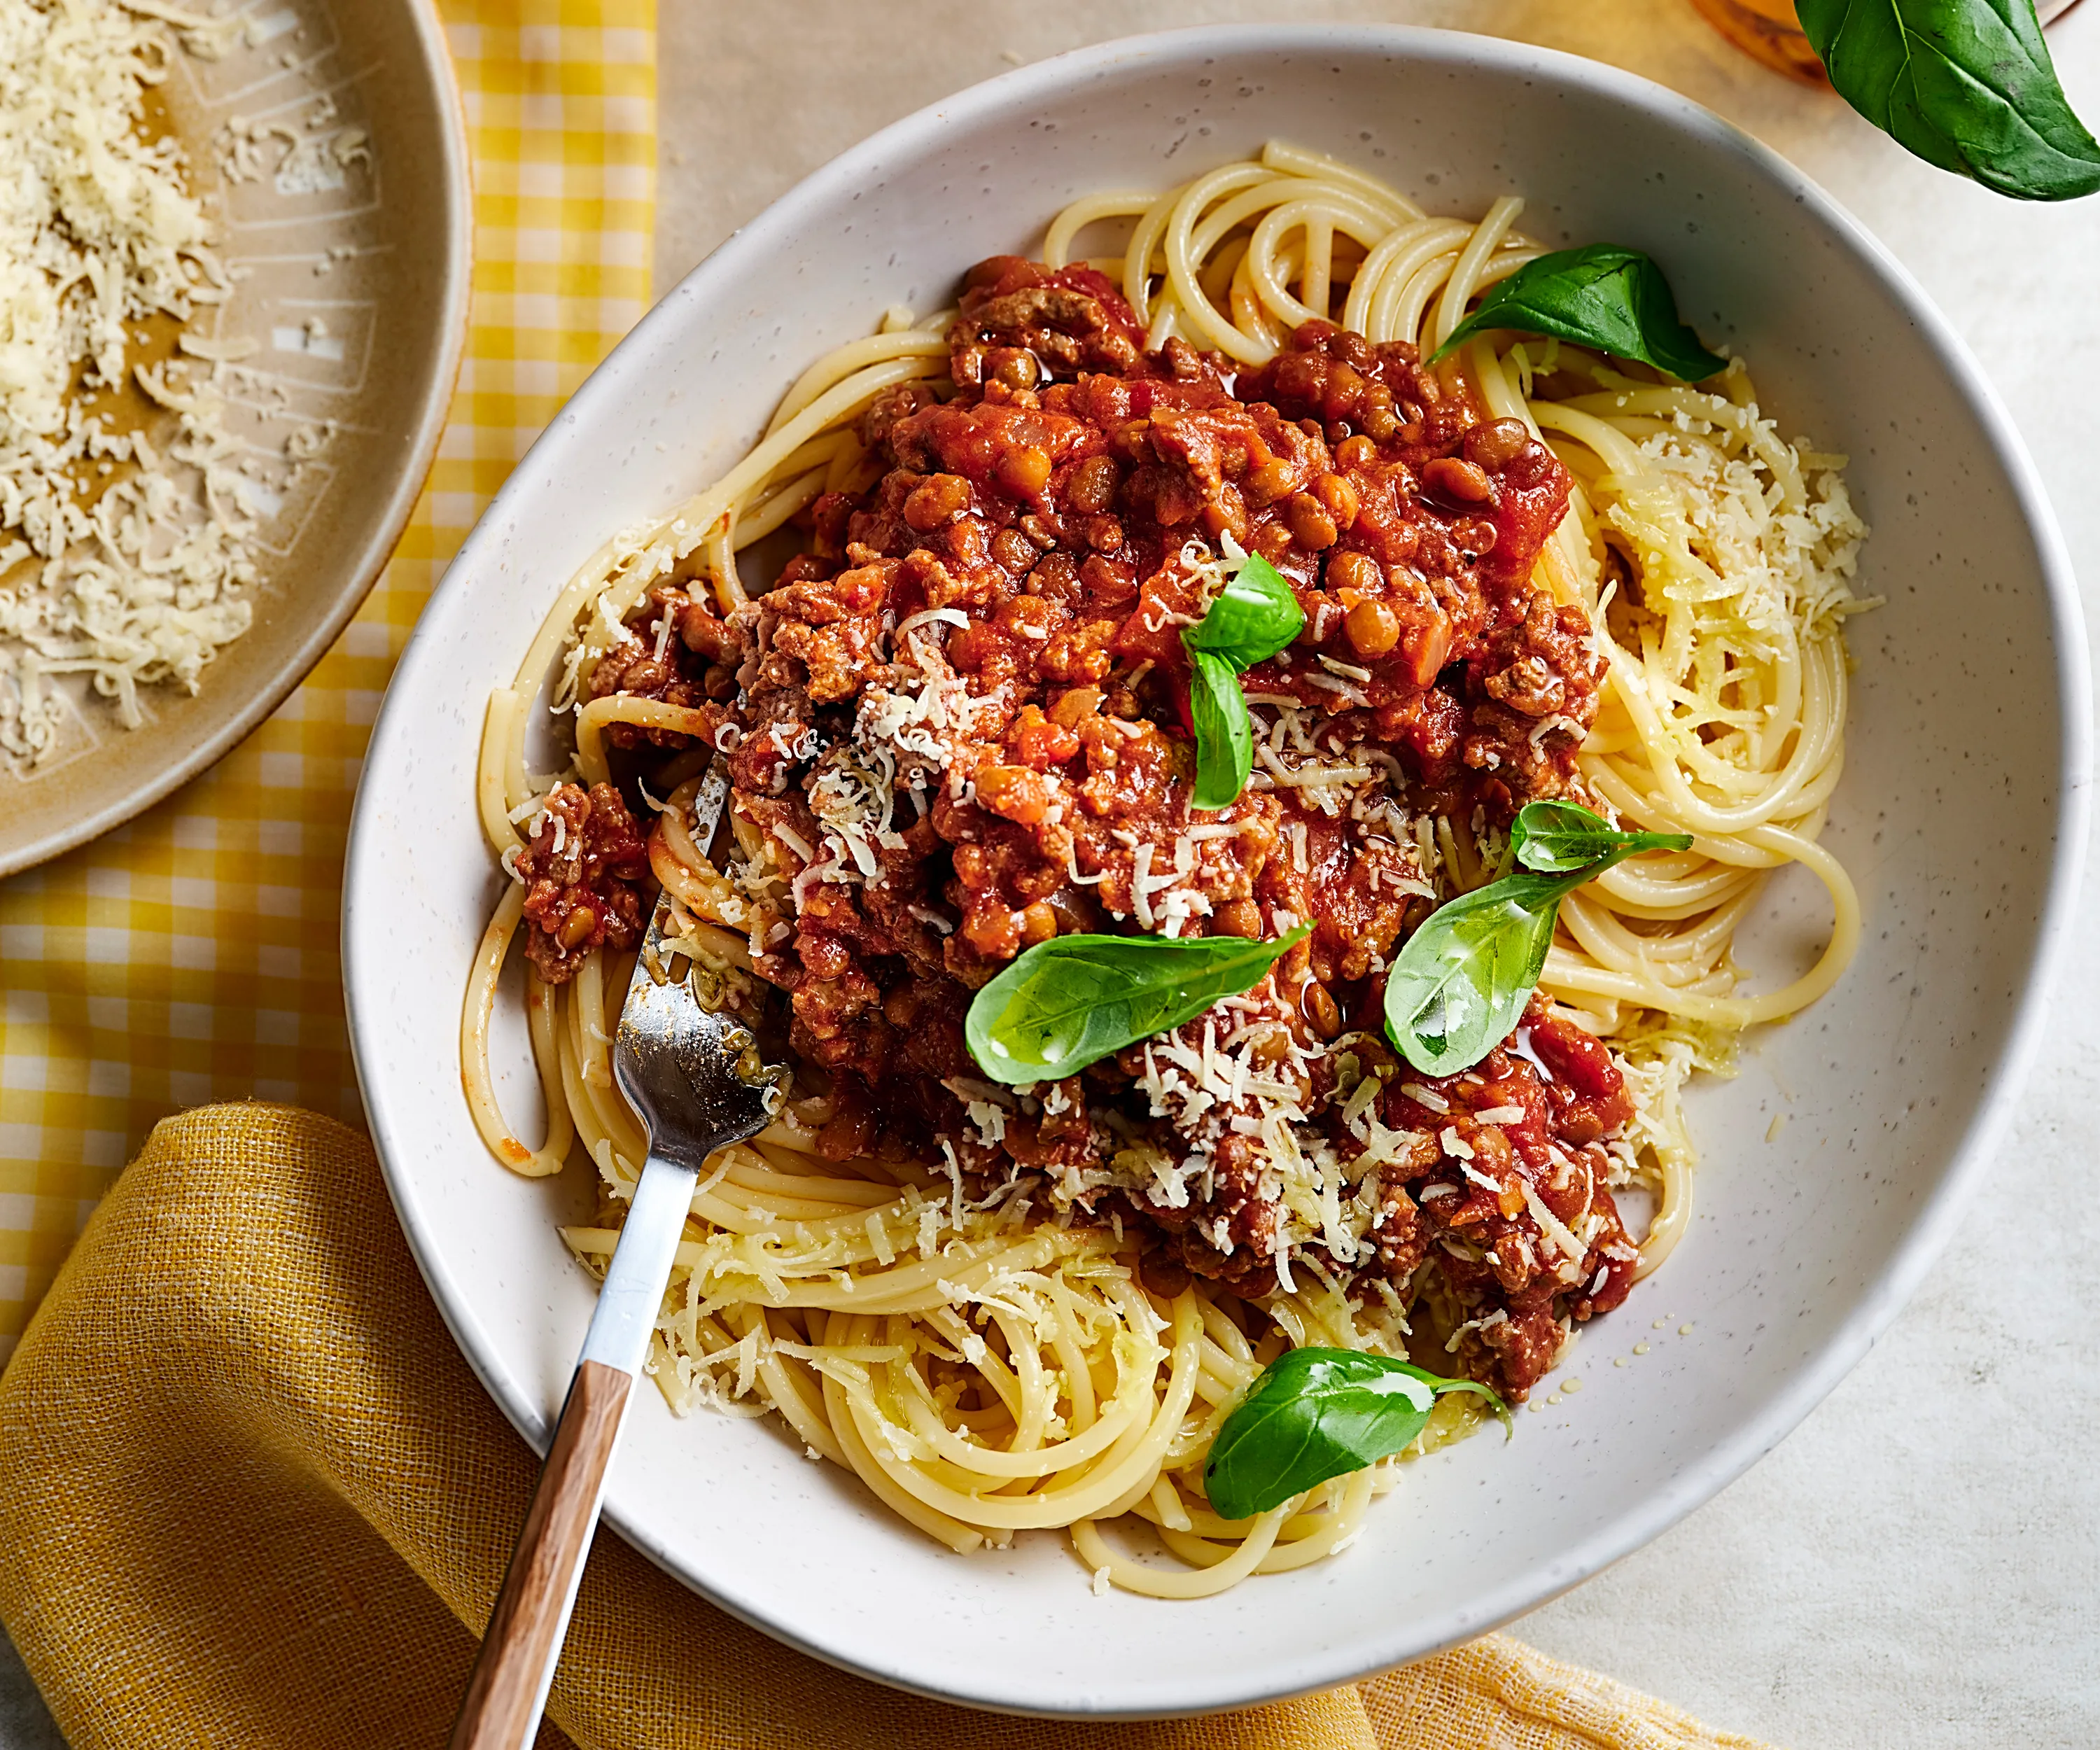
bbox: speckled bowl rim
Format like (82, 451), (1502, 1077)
(347, 24), (2092, 1718)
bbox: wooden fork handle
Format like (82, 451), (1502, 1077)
(449, 1359), (632, 1750)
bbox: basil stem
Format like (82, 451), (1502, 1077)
(1203, 1348), (1506, 1522)
(1511, 799), (1693, 874)
(964, 923), (1310, 1086)
(1383, 816), (1679, 1076)
(1182, 551), (1303, 810)
(1430, 244), (1728, 382)
(1798, 0), (2100, 202)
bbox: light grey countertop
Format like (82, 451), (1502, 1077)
(6, 3), (2097, 1742)
(0, 1632), (58, 1750)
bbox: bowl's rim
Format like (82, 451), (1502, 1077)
(0, 0), (475, 881)
(346, 22), (2094, 1718)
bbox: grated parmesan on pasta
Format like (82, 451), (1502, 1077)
(0, 0), (266, 762)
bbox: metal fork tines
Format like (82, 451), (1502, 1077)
(612, 893), (780, 1177)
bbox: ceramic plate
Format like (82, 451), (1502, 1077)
(1, 0), (470, 876)
(344, 27), (2088, 1718)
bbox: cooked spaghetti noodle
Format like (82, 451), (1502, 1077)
(461, 143), (1868, 1595)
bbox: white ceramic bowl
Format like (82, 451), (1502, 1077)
(344, 27), (2090, 1718)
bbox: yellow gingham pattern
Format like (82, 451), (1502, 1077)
(0, 0), (657, 1367)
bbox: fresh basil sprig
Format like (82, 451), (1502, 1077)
(1187, 648), (1253, 810)
(1511, 799), (1694, 874)
(1183, 551), (1303, 808)
(1383, 802), (1690, 1076)
(1382, 869), (1587, 1077)
(964, 923), (1309, 1085)
(1799, 0), (2100, 202)
(1203, 1348), (1506, 1521)
(1430, 244), (1728, 382)
(1187, 550), (1304, 659)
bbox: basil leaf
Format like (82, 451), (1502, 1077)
(1382, 869), (1578, 1077)
(1430, 244), (1728, 382)
(1182, 552), (1303, 809)
(965, 923), (1310, 1085)
(1187, 648), (1253, 810)
(1203, 1348), (1506, 1521)
(1184, 552), (1303, 666)
(1383, 832), (1660, 1075)
(1511, 799), (1693, 874)
(1799, 0), (2100, 202)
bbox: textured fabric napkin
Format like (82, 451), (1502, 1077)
(0, 1104), (1776, 1750)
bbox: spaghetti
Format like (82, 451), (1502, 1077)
(461, 142), (1870, 1595)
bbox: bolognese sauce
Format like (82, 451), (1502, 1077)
(522, 256), (1639, 1399)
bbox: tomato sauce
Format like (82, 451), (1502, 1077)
(526, 257), (1637, 1398)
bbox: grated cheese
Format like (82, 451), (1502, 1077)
(1520, 1180), (1586, 1267)
(216, 91), (369, 195)
(0, 0), (284, 761)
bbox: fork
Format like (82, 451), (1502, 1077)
(451, 769), (780, 1750)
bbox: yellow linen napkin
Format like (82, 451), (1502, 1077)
(0, 1104), (1777, 1750)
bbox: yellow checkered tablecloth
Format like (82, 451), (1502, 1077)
(0, 0), (657, 1366)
